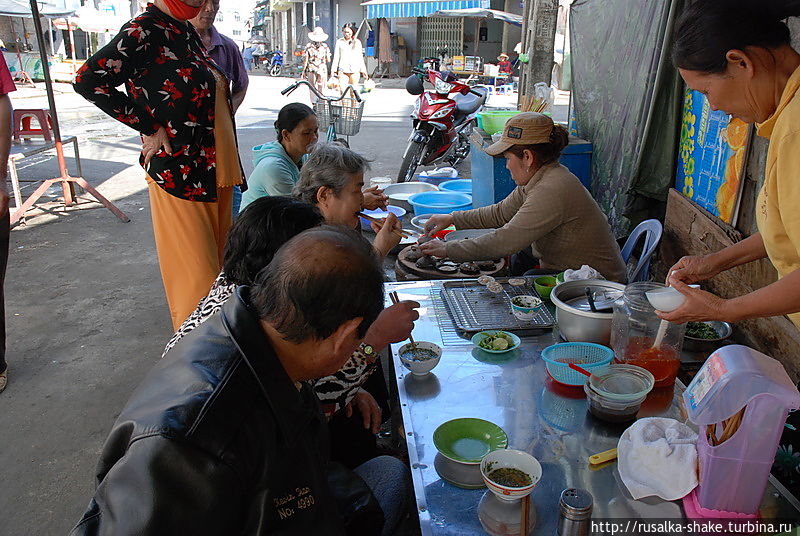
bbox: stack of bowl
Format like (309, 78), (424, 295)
(432, 418), (508, 489)
(382, 182), (439, 212)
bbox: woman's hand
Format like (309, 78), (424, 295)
(423, 214), (454, 237)
(419, 238), (447, 258)
(371, 212), (402, 257)
(362, 186), (388, 210)
(346, 388), (382, 434)
(667, 254), (724, 286)
(656, 279), (731, 323)
(142, 127), (173, 167)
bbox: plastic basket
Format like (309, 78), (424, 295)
(477, 110), (520, 135)
(541, 343), (614, 386)
(331, 98), (364, 136)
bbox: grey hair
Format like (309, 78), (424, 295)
(293, 143), (371, 205)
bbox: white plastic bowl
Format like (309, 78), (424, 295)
(398, 341), (442, 376)
(480, 449), (542, 501)
(645, 285), (699, 312)
(510, 295), (543, 321)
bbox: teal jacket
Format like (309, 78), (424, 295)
(239, 141), (301, 213)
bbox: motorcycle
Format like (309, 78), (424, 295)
(397, 68), (488, 182)
(262, 50), (284, 77)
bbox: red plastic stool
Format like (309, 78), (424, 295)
(13, 108), (53, 142)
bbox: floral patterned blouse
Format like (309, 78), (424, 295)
(73, 4), (235, 202)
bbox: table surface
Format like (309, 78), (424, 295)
(386, 279), (800, 536)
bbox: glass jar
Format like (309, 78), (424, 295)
(610, 282), (685, 387)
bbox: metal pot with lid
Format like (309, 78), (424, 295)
(551, 280), (626, 345)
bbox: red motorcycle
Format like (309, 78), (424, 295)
(397, 68), (488, 182)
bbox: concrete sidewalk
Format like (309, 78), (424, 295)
(0, 74), (421, 534)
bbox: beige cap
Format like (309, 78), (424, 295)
(484, 112), (554, 156)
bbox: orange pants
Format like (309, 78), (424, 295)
(147, 177), (233, 330)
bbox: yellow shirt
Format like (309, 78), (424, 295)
(755, 65), (800, 327)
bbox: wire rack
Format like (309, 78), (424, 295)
(313, 99), (334, 129)
(440, 277), (555, 332)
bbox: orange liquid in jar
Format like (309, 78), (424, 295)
(616, 336), (680, 387)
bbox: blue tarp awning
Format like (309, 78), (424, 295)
(361, 0), (490, 19)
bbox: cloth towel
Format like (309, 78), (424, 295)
(618, 417), (699, 501)
(563, 264), (602, 281)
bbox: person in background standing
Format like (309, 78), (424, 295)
(242, 43), (255, 72)
(331, 24), (368, 94)
(497, 53), (513, 74)
(74, 0), (244, 331)
(0, 54), (14, 394)
(190, 0), (249, 216)
(305, 26), (331, 96)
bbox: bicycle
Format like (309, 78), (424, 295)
(281, 80), (364, 144)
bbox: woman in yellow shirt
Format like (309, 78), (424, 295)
(661, 0), (800, 327)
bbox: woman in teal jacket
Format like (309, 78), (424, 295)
(240, 103), (318, 213)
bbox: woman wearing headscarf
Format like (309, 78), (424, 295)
(74, 0), (244, 330)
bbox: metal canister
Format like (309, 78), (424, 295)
(557, 488), (593, 536)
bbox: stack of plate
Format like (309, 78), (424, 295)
(432, 418), (508, 489)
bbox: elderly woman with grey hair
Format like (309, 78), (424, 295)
(293, 143), (403, 257)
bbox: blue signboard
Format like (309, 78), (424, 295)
(675, 88), (749, 224)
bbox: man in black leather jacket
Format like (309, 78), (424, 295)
(70, 226), (407, 535)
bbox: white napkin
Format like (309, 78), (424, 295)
(563, 265), (603, 281)
(618, 417), (698, 501)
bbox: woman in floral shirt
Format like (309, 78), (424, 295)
(74, 0), (244, 329)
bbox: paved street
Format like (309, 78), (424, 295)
(0, 73), (566, 534)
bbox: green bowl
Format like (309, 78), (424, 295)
(534, 276), (558, 299)
(433, 418), (509, 464)
(471, 331), (521, 354)
(556, 272), (565, 283)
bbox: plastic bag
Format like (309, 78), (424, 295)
(362, 78), (376, 93)
(326, 76), (339, 89)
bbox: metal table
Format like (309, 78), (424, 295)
(387, 280), (800, 535)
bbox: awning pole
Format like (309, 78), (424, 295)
(47, 17), (54, 55)
(13, 0), (130, 224)
(474, 18), (479, 56)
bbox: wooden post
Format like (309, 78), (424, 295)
(518, 0), (558, 102)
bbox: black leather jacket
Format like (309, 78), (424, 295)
(70, 287), (382, 535)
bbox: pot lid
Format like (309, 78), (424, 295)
(564, 287), (622, 312)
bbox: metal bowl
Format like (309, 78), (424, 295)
(550, 280), (626, 345)
(383, 182), (439, 212)
(410, 213), (435, 233)
(683, 321), (733, 352)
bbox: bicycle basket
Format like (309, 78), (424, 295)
(313, 99), (334, 130)
(331, 98), (365, 137)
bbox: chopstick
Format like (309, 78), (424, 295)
(358, 212), (412, 239)
(389, 291), (416, 349)
(521, 495), (530, 536)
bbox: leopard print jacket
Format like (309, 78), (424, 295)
(162, 272), (378, 416)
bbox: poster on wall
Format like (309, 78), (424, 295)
(675, 87), (751, 226)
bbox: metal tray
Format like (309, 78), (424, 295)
(440, 277), (555, 332)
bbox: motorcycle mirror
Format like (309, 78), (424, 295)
(405, 75), (424, 96)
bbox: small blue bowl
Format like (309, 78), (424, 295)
(407, 191), (472, 215)
(471, 331), (521, 354)
(359, 205), (406, 231)
(440, 179), (473, 195)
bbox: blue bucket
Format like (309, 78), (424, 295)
(439, 179), (473, 195)
(407, 192), (472, 215)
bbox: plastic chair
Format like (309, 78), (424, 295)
(12, 108), (53, 141)
(620, 219), (663, 283)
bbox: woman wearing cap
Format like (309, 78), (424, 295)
(332, 24), (368, 93)
(305, 27), (332, 96)
(421, 112), (626, 282)
(659, 0), (800, 333)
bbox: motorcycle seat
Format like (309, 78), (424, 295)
(453, 88), (488, 116)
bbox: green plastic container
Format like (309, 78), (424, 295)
(477, 110), (520, 135)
